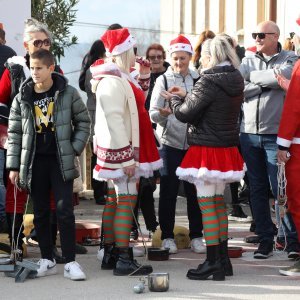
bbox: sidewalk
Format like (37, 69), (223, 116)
(1, 192), (300, 300)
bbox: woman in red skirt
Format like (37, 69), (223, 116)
(90, 28), (162, 276)
(162, 35), (246, 281)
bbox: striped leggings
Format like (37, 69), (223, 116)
(101, 178), (137, 247)
(196, 183), (227, 246)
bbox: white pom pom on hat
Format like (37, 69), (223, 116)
(101, 28), (136, 57)
(168, 35), (193, 55)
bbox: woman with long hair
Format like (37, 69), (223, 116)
(162, 35), (246, 280)
(90, 28), (162, 276)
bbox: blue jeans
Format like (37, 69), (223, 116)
(240, 133), (276, 242)
(159, 144), (203, 240)
(0, 149), (6, 219)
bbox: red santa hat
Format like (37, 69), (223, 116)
(101, 28), (136, 57)
(295, 17), (300, 37)
(168, 35), (193, 55)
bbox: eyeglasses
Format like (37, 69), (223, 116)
(148, 55), (163, 61)
(252, 32), (276, 39)
(32, 38), (51, 48)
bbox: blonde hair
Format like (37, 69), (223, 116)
(202, 36), (240, 69)
(113, 47), (135, 74)
(23, 18), (52, 43)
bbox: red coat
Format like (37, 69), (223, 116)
(277, 60), (300, 148)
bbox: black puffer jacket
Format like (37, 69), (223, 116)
(170, 65), (244, 147)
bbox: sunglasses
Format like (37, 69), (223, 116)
(148, 55), (163, 61)
(252, 32), (276, 39)
(32, 38), (51, 48)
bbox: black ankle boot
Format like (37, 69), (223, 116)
(187, 245), (225, 281)
(220, 240), (233, 276)
(101, 244), (118, 270)
(113, 247), (153, 276)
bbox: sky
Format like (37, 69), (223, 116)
(60, 0), (160, 92)
(70, 0), (160, 44)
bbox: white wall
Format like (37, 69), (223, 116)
(0, 0), (31, 55)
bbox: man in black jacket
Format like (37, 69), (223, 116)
(0, 28), (16, 78)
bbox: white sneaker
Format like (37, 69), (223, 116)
(64, 261), (86, 281)
(96, 244), (144, 261)
(162, 238), (178, 254)
(190, 238), (206, 253)
(36, 259), (57, 277)
(129, 243), (145, 257)
(97, 248), (104, 261)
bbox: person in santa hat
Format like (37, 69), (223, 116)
(277, 16), (300, 277)
(149, 34), (204, 256)
(90, 28), (162, 276)
(161, 35), (246, 280)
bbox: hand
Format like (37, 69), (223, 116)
(168, 86), (186, 97)
(160, 90), (175, 100)
(9, 171), (19, 186)
(135, 57), (151, 75)
(277, 150), (290, 163)
(123, 163), (136, 178)
(158, 107), (172, 117)
(276, 74), (290, 92)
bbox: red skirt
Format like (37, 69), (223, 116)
(176, 145), (246, 186)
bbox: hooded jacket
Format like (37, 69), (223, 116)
(6, 72), (91, 190)
(170, 65), (244, 147)
(149, 66), (199, 150)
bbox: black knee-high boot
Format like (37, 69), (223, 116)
(113, 247), (153, 276)
(101, 244), (118, 270)
(187, 244), (225, 281)
(6, 213), (25, 257)
(220, 240), (233, 276)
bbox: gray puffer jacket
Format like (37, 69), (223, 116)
(6, 72), (91, 190)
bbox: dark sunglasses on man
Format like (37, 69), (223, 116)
(32, 38), (51, 48)
(252, 32), (276, 40)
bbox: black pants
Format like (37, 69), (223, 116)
(31, 155), (75, 262)
(132, 177), (158, 232)
(159, 145), (203, 240)
(91, 143), (107, 200)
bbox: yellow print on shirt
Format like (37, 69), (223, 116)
(34, 97), (54, 133)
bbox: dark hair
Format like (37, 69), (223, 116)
(30, 49), (55, 67)
(192, 30), (216, 66)
(79, 39), (106, 91)
(85, 40), (106, 68)
(107, 23), (123, 30)
(146, 43), (166, 60)
(0, 28), (5, 41)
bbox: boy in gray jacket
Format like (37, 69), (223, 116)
(7, 49), (90, 280)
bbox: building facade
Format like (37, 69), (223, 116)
(160, 0), (300, 52)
